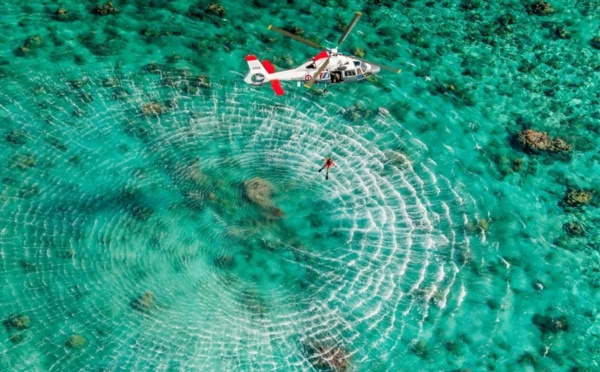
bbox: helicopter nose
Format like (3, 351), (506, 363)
(370, 64), (381, 74)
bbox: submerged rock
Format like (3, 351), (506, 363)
(516, 129), (572, 153)
(563, 189), (593, 207)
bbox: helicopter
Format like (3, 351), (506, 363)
(244, 11), (401, 96)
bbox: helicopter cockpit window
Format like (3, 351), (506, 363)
(344, 70), (357, 77)
(353, 61), (361, 67)
(361, 62), (368, 71)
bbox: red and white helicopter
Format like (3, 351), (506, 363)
(244, 11), (401, 96)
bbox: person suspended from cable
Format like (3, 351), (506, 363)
(318, 157), (337, 180)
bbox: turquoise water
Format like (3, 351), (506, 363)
(1, 0), (599, 370)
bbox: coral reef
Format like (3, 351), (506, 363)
(214, 255), (235, 268)
(411, 339), (428, 357)
(528, 1), (554, 16)
(189, 2), (226, 25)
(554, 26), (571, 39)
(92, 2), (119, 16)
(243, 178), (273, 208)
(15, 35), (44, 56)
(563, 189), (592, 207)
(282, 26), (304, 37)
(304, 343), (349, 371)
(11, 153), (36, 170)
(341, 102), (373, 122)
(3, 314), (31, 331)
(53, 8), (76, 22)
(141, 102), (168, 115)
(131, 291), (155, 311)
(6, 129), (28, 145)
(516, 129), (571, 153)
(66, 334), (86, 348)
(3, 314), (30, 344)
(563, 221), (585, 236)
(206, 3), (226, 17)
(24, 35), (44, 48)
(466, 218), (489, 232)
(352, 48), (365, 58)
(532, 314), (568, 333)
(494, 154), (525, 176)
(128, 204), (154, 221)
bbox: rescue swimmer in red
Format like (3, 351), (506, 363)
(318, 157), (337, 180)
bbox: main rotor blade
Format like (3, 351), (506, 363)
(268, 25), (324, 49)
(353, 55), (402, 73)
(337, 11), (362, 48)
(304, 56), (330, 89)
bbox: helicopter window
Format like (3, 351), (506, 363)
(344, 70), (357, 77)
(353, 61), (361, 67)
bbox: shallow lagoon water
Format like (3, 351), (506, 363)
(0, 0), (599, 371)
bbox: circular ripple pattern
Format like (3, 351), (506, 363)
(0, 66), (476, 371)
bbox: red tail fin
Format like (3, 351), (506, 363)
(262, 60), (285, 96)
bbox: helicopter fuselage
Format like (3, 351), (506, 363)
(244, 51), (380, 90)
(245, 12), (397, 95)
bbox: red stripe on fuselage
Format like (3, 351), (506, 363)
(262, 60), (276, 74)
(245, 55), (258, 61)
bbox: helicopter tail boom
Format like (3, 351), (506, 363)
(244, 55), (285, 96)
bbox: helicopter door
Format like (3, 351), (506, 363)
(331, 71), (343, 84)
(343, 69), (357, 82)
